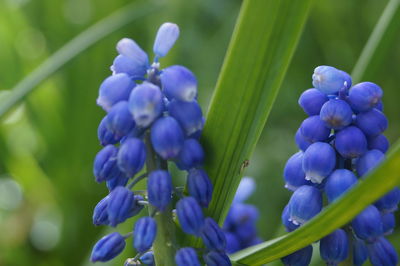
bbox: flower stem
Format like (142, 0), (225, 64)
(144, 132), (176, 266)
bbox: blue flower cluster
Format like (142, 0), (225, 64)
(90, 23), (230, 265)
(281, 66), (399, 265)
(223, 177), (262, 254)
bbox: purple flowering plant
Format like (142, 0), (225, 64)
(2, 1), (400, 266)
(90, 18), (399, 265)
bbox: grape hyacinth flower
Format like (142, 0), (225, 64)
(320, 229), (349, 265)
(288, 185), (322, 225)
(175, 248), (200, 266)
(90, 22), (230, 265)
(91, 232), (126, 262)
(133, 217), (157, 253)
(96, 73), (135, 112)
(302, 142), (336, 184)
(223, 177), (262, 253)
(280, 65), (398, 265)
(281, 245), (313, 266)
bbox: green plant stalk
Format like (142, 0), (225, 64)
(200, 0), (314, 225)
(144, 133), (176, 266)
(230, 139), (400, 265)
(0, 0), (164, 119)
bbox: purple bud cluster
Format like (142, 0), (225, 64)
(223, 177), (262, 254)
(281, 66), (399, 265)
(90, 23), (230, 265)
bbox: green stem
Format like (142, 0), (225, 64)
(144, 133), (176, 266)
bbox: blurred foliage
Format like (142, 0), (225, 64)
(0, 0), (399, 265)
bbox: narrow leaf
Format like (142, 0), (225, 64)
(0, 0), (163, 118)
(351, 0), (400, 83)
(230, 140), (400, 265)
(200, 0), (314, 228)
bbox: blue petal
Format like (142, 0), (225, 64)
(153, 22), (180, 58)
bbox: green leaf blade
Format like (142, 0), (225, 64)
(201, 0), (314, 227)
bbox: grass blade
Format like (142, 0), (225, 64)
(0, 0), (163, 118)
(351, 0), (400, 83)
(199, 0), (314, 229)
(230, 140), (400, 265)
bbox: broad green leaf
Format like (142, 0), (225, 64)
(351, 0), (400, 83)
(200, 0), (314, 228)
(0, 0), (163, 118)
(230, 140), (400, 265)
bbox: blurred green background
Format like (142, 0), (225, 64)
(0, 0), (399, 265)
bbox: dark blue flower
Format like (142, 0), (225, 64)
(281, 204), (299, 232)
(153, 22), (179, 58)
(106, 173), (129, 191)
(106, 101), (136, 139)
(320, 229), (349, 264)
(325, 169), (357, 203)
(107, 186), (136, 227)
(224, 232), (241, 254)
(224, 203), (259, 230)
(168, 99), (203, 136)
(116, 38), (149, 76)
(128, 82), (164, 128)
(348, 82), (382, 113)
(367, 237), (398, 266)
(374, 188), (400, 213)
(175, 247), (200, 266)
(175, 138), (204, 170)
(368, 134), (389, 153)
(133, 217), (157, 253)
(319, 99), (353, 129)
(91, 232), (126, 262)
(353, 238), (368, 266)
(312, 66), (351, 94)
(147, 170), (172, 211)
(335, 126), (367, 158)
(302, 142), (336, 184)
(93, 145), (121, 183)
(176, 197), (204, 236)
(351, 205), (383, 242)
(355, 109), (388, 137)
(300, 116), (331, 143)
(93, 195), (110, 226)
(283, 151), (311, 191)
(161, 65), (197, 102)
(97, 73), (135, 111)
(281, 245), (313, 266)
(151, 116), (184, 159)
(382, 213), (395, 235)
(111, 55), (147, 79)
(356, 149), (385, 177)
(117, 138), (146, 177)
(288, 185), (322, 225)
(375, 100), (383, 111)
(187, 169), (213, 207)
(233, 219), (258, 244)
(200, 217), (226, 251)
(98, 115), (121, 146)
(203, 251), (231, 266)
(298, 88), (328, 116)
(139, 251), (155, 265)
(295, 128), (312, 152)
